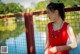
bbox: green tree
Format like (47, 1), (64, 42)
(29, 1), (48, 12)
(48, 0), (80, 7)
(0, 3), (27, 14)
(0, 3), (6, 14)
(35, 1), (47, 11)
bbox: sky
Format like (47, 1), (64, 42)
(1, 0), (45, 8)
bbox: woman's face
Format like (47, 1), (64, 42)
(46, 9), (59, 22)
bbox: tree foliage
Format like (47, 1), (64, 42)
(49, 0), (80, 7)
(35, 1), (47, 11)
(30, 0), (80, 12)
(0, 3), (26, 14)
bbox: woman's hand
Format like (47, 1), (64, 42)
(49, 46), (57, 53)
(44, 49), (48, 54)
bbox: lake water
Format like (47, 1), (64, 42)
(0, 31), (45, 54)
(0, 31), (80, 54)
(6, 32), (27, 54)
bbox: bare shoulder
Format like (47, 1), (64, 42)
(67, 24), (76, 41)
(48, 22), (53, 26)
(67, 24), (75, 39)
(67, 24), (73, 32)
(67, 24), (77, 48)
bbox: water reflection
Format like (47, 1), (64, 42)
(0, 17), (27, 54)
(6, 32), (27, 54)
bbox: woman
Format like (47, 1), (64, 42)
(44, 2), (77, 54)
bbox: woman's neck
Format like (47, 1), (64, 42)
(54, 17), (63, 25)
(53, 17), (64, 31)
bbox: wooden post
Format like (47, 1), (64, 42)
(24, 13), (36, 54)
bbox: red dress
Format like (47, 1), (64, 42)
(47, 22), (69, 54)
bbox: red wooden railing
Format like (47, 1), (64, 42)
(0, 7), (80, 54)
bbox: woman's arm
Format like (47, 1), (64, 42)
(44, 25), (50, 54)
(45, 25), (49, 50)
(66, 24), (77, 48)
(49, 24), (77, 53)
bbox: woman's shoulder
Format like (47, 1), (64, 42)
(47, 22), (53, 26)
(64, 22), (69, 25)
